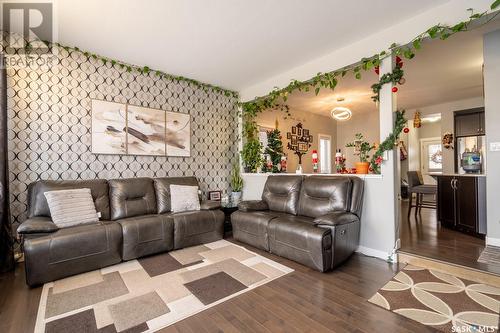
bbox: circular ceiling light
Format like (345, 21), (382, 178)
(331, 107), (352, 121)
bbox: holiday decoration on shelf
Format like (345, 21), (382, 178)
(370, 110), (407, 173)
(442, 132), (454, 149)
(312, 150), (318, 173)
(286, 123), (312, 166)
(335, 149), (347, 174)
(264, 127), (284, 173)
(413, 111), (422, 128)
(403, 127), (410, 134)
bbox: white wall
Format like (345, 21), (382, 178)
(484, 29), (500, 244)
(337, 110), (380, 169)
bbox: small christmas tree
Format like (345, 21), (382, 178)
(265, 129), (284, 173)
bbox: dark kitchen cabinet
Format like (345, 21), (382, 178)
(436, 175), (486, 236)
(454, 109), (485, 136)
(437, 176), (456, 228)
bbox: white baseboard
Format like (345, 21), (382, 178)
(356, 246), (391, 261)
(486, 237), (500, 247)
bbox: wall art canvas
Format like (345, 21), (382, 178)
(127, 105), (166, 156)
(166, 111), (191, 157)
(91, 100), (127, 155)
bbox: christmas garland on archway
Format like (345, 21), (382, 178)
(370, 110), (407, 174)
(240, 2), (500, 174)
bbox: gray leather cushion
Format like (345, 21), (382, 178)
(23, 222), (122, 286)
(170, 210), (224, 249)
(118, 214), (174, 260)
(262, 175), (302, 215)
(231, 210), (286, 251)
(27, 179), (110, 220)
(154, 177), (199, 214)
(298, 176), (352, 218)
(268, 216), (332, 272)
(109, 178), (157, 220)
(17, 217), (59, 234)
(238, 200), (269, 212)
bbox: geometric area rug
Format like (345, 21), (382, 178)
(34, 240), (293, 333)
(368, 265), (500, 333)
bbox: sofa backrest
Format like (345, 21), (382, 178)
(27, 179), (110, 220)
(297, 176), (354, 218)
(153, 176), (199, 214)
(108, 178), (157, 220)
(262, 175), (302, 215)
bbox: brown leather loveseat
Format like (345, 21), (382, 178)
(231, 175), (364, 271)
(17, 177), (223, 286)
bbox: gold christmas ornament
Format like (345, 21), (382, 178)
(413, 111), (422, 128)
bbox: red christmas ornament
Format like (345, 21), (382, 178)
(374, 66), (379, 75)
(396, 56), (402, 63)
(403, 127), (410, 133)
(392, 86), (398, 93)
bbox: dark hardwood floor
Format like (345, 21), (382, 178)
(399, 200), (500, 275)
(0, 239), (436, 333)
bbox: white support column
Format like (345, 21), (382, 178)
(358, 55), (398, 261)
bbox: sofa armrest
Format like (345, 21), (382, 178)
(238, 200), (269, 212)
(17, 217), (59, 235)
(313, 212), (359, 227)
(200, 200), (221, 210)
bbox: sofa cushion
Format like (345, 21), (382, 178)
(349, 176), (364, 217)
(44, 189), (100, 228)
(118, 214), (174, 260)
(170, 184), (201, 213)
(17, 216), (59, 234)
(170, 210), (224, 249)
(154, 177), (199, 214)
(262, 175), (302, 215)
(231, 210), (286, 251)
(27, 179), (110, 220)
(109, 178), (157, 220)
(297, 176), (352, 218)
(23, 222), (122, 286)
(268, 216), (332, 272)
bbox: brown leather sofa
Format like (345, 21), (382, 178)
(17, 177), (224, 286)
(232, 175), (364, 272)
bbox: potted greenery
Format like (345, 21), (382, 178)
(230, 163), (244, 202)
(241, 138), (263, 173)
(346, 133), (375, 174)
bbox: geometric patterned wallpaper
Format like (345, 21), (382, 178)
(4, 46), (239, 229)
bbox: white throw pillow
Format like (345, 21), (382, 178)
(170, 184), (201, 213)
(44, 188), (100, 228)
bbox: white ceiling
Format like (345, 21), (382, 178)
(281, 17), (500, 118)
(56, 0), (449, 91)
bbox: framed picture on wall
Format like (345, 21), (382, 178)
(208, 191), (222, 201)
(91, 100), (127, 155)
(291, 136), (298, 145)
(287, 132), (291, 139)
(166, 111), (191, 157)
(292, 126), (296, 134)
(309, 135), (313, 143)
(127, 105), (166, 156)
(298, 143), (309, 151)
(302, 129), (309, 137)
